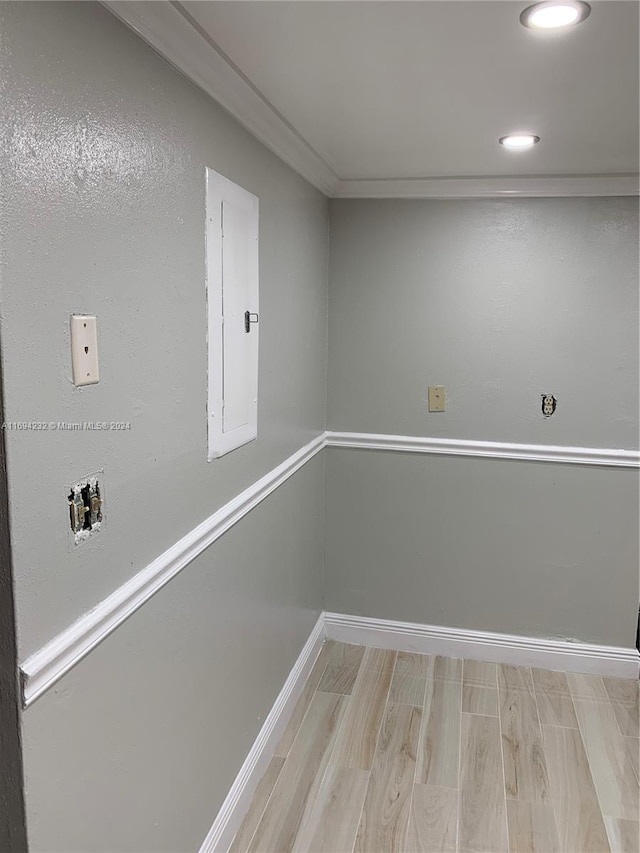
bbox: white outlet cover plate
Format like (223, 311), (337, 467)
(70, 315), (99, 386)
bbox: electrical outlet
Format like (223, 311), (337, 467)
(542, 394), (557, 417)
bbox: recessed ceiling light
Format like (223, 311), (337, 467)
(499, 134), (540, 150)
(520, 1), (591, 30)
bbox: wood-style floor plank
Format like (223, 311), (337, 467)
(318, 642), (365, 695)
(531, 668), (578, 728)
(360, 646), (397, 672)
(603, 817), (640, 853)
(229, 757), (285, 853)
(389, 672), (427, 706)
(330, 650), (396, 770)
(389, 651), (430, 705)
(573, 697), (639, 821)
(354, 703), (421, 853)
(291, 765), (369, 853)
(406, 784), (457, 852)
(464, 659), (498, 687)
(458, 713), (508, 853)
(603, 677), (639, 739)
(432, 654), (463, 682)
(498, 664), (534, 694)
(566, 672), (609, 703)
(463, 660), (498, 716)
(416, 656), (462, 787)
(395, 651), (432, 678)
(248, 691), (346, 852)
(625, 737), (639, 782)
(542, 723), (611, 852)
(499, 667), (550, 804)
(274, 640), (336, 758)
(238, 646), (638, 853)
(464, 684), (499, 717)
(506, 800), (560, 853)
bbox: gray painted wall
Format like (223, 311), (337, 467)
(326, 198), (639, 647)
(22, 454), (325, 852)
(324, 449), (638, 647)
(2, 4), (638, 849)
(0, 2), (328, 850)
(328, 198), (639, 447)
(0, 1), (329, 660)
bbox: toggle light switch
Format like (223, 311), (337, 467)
(68, 471), (103, 546)
(70, 315), (99, 386)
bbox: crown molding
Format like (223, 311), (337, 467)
(101, 1), (339, 195)
(331, 174), (640, 199)
(102, 2), (639, 201)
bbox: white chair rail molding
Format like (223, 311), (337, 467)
(20, 430), (640, 709)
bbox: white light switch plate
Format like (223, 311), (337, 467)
(70, 315), (99, 386)
(428, 385), (445, 412)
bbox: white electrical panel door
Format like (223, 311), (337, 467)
(206, 169), (259, 459)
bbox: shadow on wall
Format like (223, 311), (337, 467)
(0, 358), (27, 850)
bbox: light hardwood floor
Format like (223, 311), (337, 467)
(230, 642), (639, 853)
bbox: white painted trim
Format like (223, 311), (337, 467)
(201, 609), (637, 849)
(331, 175), (640, 199)
(203, 608), (637, 849)
(206, 168), (259, 460)
(20, 430), (637, 704)
(325, 431), (640, 468)
(20, 435), (325, 708)
(101, 3), (638, 201)
(101, 1), (338, 195)
(324, 613), (640, 679)
(199, 613), (325, 853)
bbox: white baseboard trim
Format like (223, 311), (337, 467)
(199, 609), (637, 852)
(199, 613), (326, 853)
(325, 431), (640, 469)
(20, 434), (325, 708)
(324, 612), (640, 679)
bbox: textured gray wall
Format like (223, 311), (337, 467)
(22, 454), (325, 852)
(3, 3), (639, 850)
(0, 0), (328, 659)
(0, 2), (328, 850)
(326, 198), (639, 646)
(324, 449), (639, 647)
(328, 198), (639, 447)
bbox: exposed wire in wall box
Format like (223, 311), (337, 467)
(68, 471), (104, 546)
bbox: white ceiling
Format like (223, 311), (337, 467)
(104, 0), (639, 196)
(180, 1), (639, 182)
